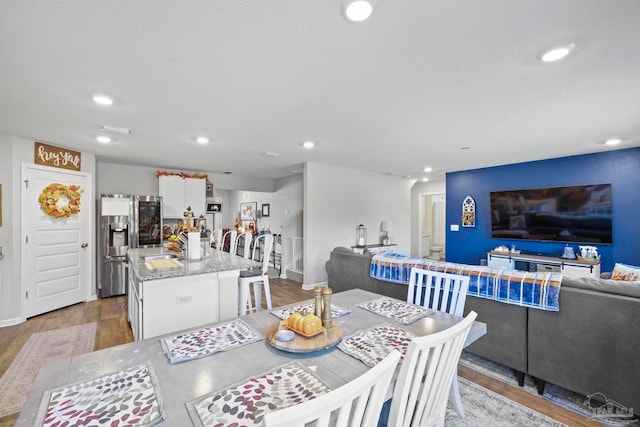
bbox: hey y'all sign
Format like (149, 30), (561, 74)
(35, 142), (81, 171)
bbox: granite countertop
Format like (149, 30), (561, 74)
(128, 247), (260, 281)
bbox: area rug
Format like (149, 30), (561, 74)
(445, 376), (566, 426)
(380, 374), (565, 426)
(459, 352), (636, 427)
(0, 322), (96, 418)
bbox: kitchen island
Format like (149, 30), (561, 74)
(127, 247), (259, 340)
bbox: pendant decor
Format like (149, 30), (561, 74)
(39, 183), (83, 218)
(461, 195), (476, 227)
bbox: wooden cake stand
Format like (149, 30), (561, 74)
(267, 320), (342, 353)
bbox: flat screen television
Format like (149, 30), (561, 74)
(490, 184), (612, 244)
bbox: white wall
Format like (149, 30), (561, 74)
(0, 134), (96, 325)
(410, 180), (446, 256)
(226, 174), (303, 232)
(97, 162), (278, 197)
(0, 134), (14, 323)
(96, 162), (301, 233)
(304, 163), (413, 287)
(97, 162), (159, 196)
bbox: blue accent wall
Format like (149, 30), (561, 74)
(445, 147), (640, 272)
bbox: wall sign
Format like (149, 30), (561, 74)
(462, 195), (476, 227)
(34, 142), (81, 171)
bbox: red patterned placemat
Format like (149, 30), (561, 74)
(187, 362), (330, 426)
(338, 323), (415, 367)
(356, 297), (433, 324)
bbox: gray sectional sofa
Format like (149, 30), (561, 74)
(325, 246), (640, 413)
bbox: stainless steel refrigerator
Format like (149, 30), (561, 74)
(98, 194), (163, 297)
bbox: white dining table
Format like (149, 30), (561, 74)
(16, 288), (486, 426)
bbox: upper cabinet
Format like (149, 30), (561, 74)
(159, 175), (206, 218)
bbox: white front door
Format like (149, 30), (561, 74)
(21, 164), (92, 318)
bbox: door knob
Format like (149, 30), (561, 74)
(81, 243), (88, 248)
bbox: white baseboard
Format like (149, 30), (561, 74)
(0, 316), (26, 327)
(301, 281), (328, 291)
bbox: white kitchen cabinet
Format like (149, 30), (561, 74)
(217, 270), (241, 321)
(184, 178), (206, 217)
(158, 175), (206, 218)
(142, 273), (219, 339)
(128, 266), (143, 341)
(130, 270), (244, 340)
(129, 271), (222, 340)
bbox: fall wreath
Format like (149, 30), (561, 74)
(39, 183), (83, 218)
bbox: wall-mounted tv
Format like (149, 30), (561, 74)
(490, 184), (612, 244)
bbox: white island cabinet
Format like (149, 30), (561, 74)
(127, 248), (259, 340)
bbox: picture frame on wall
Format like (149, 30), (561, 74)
(261, 203), (270, 217)
(206, 202), (222, 213)
(240, 202), (257, 220)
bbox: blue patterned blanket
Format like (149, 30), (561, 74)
(370, 252), (562, 311)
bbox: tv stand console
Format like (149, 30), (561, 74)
(487, 250), (601, 279)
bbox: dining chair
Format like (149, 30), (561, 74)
(407, 267), (470, 417)
(387, 311), (478, 427)
(262, 349), (401, 427)
(221, 230), (237, 254)
(211, 228), (223, 251)
(407, 267), (470, 316)
(238, 233), (274, 315)
(235, 232), (253, 258)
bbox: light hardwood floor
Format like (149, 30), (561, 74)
(0, 279), (602, 427)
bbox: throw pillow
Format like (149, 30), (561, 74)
(611, 263), (640, 281)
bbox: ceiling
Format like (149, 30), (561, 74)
(1, 1), (639, 182)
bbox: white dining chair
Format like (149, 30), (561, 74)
(407, 267), (470, 417)
(238, 233), (273, 315)
(211, 228), (223, 251)
(235, 232), (253, 258)
(387, 311), (478, 427)
(221, 230), (237, 254)
(262, 349), (401, 427)
(407, 267), (470, 316)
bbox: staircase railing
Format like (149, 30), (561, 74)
(287, 236), (304, 274)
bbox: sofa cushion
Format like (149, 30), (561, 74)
(561, 275), (640, 299)
(611, 262), (640, 281)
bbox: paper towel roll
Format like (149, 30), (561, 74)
(187, 232), (201, 260)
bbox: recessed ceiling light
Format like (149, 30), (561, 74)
(604, 138), (622, 146)
(539, 43), (575, 62)
(342, 0), (373, 22)
(263, 152), (280, 157)
(423, 166), (433, 173)
(93, 95), (113, 106)
(422, 177), (429, 182)
(303, 141), (315, 149)
(196, 136), (209, 144)
(100, 124), (131, 134)
(96, 136), (111, 143)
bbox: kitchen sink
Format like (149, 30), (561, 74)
(141, 253), (181, 261)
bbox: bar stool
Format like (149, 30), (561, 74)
(238, 234), (274, 315)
